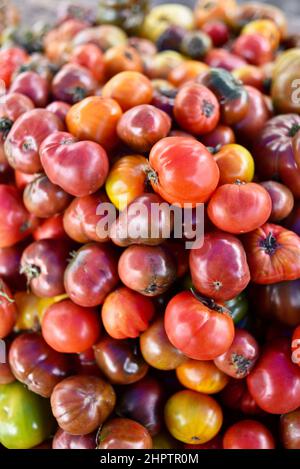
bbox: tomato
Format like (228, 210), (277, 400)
(118, 245), (176, 297)
(106, 155), (149, 210)
(5, 109), (63, 174)
(168, 61), (208, 87)
(117, 104), (171, 153)
(242, 19), (280, 50)
(208, 182), (272, 234)
(225, 292), (249, 325)
(104, 45), (143, 78)
(165, 291), (234, 361)
(189, 232), (250, 301)
(70, 44), (104, 81)
(44, 19), (88, 63)
(223, 420), (275, 449)
(284, 201), (300, 236)
(40, 131), (109, 197)
(33, 215), (67, 241)
(280, 409), (300, 449)
(0, 47), (29, 87)
(52, 63), (97, 104)
(179, 30), (212, 59)
(98, 418), (152, 449)
(232, 33), (273, 66)
(220, 378), (263, 415)
(201, 125), (235, 150)
(66, 96), (122, 150)
(102, 287), (154, 339)
(194, 0), (237, 27)
(174, 83), (220, 135)
(176, 359), (229, 394)
(51, 375), (116, 435)
(53, 428), (96, 449)
(142, 4), (194, 42)
(202, 20), (230, 47)
(243, 224), (300, 284)
(247, 338), (300, 414)
(15, 170), (40, 191)
(102, 71), (153, 111)
(232, 65), (265, 91)
(10, 71), (49, 107)
(214, 329), (259, 379)
(72, 24), (127, 51)
(0, 279), (17, 339)
(164, 390), (222, 444)
(214, 144), (254, 184)
(42, 299), (100, 353)
(140, 318), (186, 371)
(46, 101), (71, 124)
(0, 185), (37, 248)
(204, 49), (247, 72)
(260, 181), (294, 222)
(63, 192), (109, 243)
(149, 137), (219, 207)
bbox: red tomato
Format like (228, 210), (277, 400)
(202, 21), (230, 47)
(149, 136), (220, 207)
(247, 338), (300, 414)
(220, 379), (263, 415)
(101, 287), (155, 339)
(42, 299), (100, 353)
(0, 185), (37, 248)
(223, 420), (275, 449)
(243, 224), (300, 284)
(46, 101), (71, 123)
(52, 64), (97, 104)
(189, 232), (250, 301)
(204, 49), (247, 71)
(33, 215), (67, 241)
(40, 131), (109, 197)
(0, 48), (29, 87)
(70, 44), (105, 82)
(15, 171), (40, 191)
(174, 83), (220, 135)
(0, 279), (17, 339)
(164, 291), (234, 361)
(10, 71), (49, 107)
(232, 33), (273, 66)
(207, 182), (272, 234)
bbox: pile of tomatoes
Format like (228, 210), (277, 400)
(1, 0), (300, 451)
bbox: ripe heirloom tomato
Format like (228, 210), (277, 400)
(232, 65), (265, 91)
(52, 63), (97, 104)
(140, 318), (186, 371)
(176, 360), (229, 394)
(189, 232), (250, 301)
(223, 420), (275, 449)
(0, 244), (25, 291)
(0, 185), (37, 248)
(0, 47), (29, 87)
(174, 83), (220, 135)
(33, 215), (67, 241)
(242, 19), (280, 51)
(194, 0), (237, 27)
(66, 96), (122, 150)
(40, 131), (109, 197)
(117, 104), (171, 153)
(23, 174), (72, 218)
(42, 299), (100, 353)
(8, 332), (70, 397)
(46, 101), (71, 123)
(243, 224), (300, 284)
(214, 329), (259, 379)
(63, 192), (109, 243)
(104, 45), (143, 78)
(144, 51), (185, 80)
(164, 390), (223, 444)
(280, 409), (300, 449)
(149, 137), (219, 207)
(70, 44), (105, 81)
(106, 155), (149, 210)
(0, 279), (17, 339)
(247, 338), (300, 414)
(232, 3), (287, 39)
(53, 428), (96, 449)
(208, 182), (272, 234)
(260, 181), (294, 222)
(51, 375), (116, 435)
(200, 125), (235, 150)
(102, 71), (153, 111)
(165, 291), (234, 361)
(64, 243), (119, 307)
(214, 144), (254, 184)
(98, 418), (152, 449)
(204, 49), (247, 72)
(232, 33), (273, 66)
(4, 109), (64, 174)
(202, 20), (230, 47)
(220, 378), (263, 415)
(168, 61), (208, 87)
(10, 71), (49, 108)
(101, 287), (154, 339)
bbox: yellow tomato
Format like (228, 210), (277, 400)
(105, 155), (149, 211)
(164, 390), (223, 444)
(214, 144), (255, 184)
(242, 19), (280, 50)
(14, 292), (68, 331)
(176, 360), (229, 394)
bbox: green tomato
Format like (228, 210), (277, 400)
(0, 381), (55, 449)
(225, 292), (249, 324)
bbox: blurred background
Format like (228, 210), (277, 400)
(11, 0), (300, 31)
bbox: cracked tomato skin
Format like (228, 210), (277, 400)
(189, 231), (250, 301)
(149, 136), (219, 207)
(243, 223), (300, 284)
(247, 338), (300, 414)
(164, 291), (234, 361)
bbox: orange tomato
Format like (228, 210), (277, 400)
(194, 0), (237, 27)
(233, 65), (265, 91)
(176, 359), (229, 394)
(168, 61), (208, 87)
(214, 144), (255, 184)
(104, 45), (143, 78)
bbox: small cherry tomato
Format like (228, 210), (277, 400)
(176, 360), (229, 394)
(223, 420), (275, 449)
(214, 144), (255, 184)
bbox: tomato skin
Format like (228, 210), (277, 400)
(176, 359), (229, 394)
(233, 65), (265, 91)
(46, 101), (71, 123)
(33, 215), (67, 241)
(104, 45), (143, 78)
(243, 224), (300, 284)
(189, 232), (250, 301)
(280, 409), (300, 449)
(214, 144), (254, 184)
(0, 185), (37, 248)
(70, 44), (105, 81)
(42, 299), (100, 353)
(40, 131), (109, 197)
(66, 96), (122, 150)
(232, 33), (273, 66)
(10, 71), (49, 107)
(260, 181), (294, 222)
(5, 109), (64, 174)
(168, 61), (208, 87)
(247, 338), (300, 414)
(208, 182), (272, 234)
(102, 287), (154, 339)
(201, 125), (235, 150)
(98, 418), (153, 449)
(0, 48), (29, 87)
(0, 279), (17, 339)
(165, 291), (234, 361)
(52, 63), (97, 104)
(164, 390), (223, 444)
(214, 329), (259, 379)
(149, 136), (220, 207)
(52, 428), (96, 449)
(223, 420), (275, 449)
